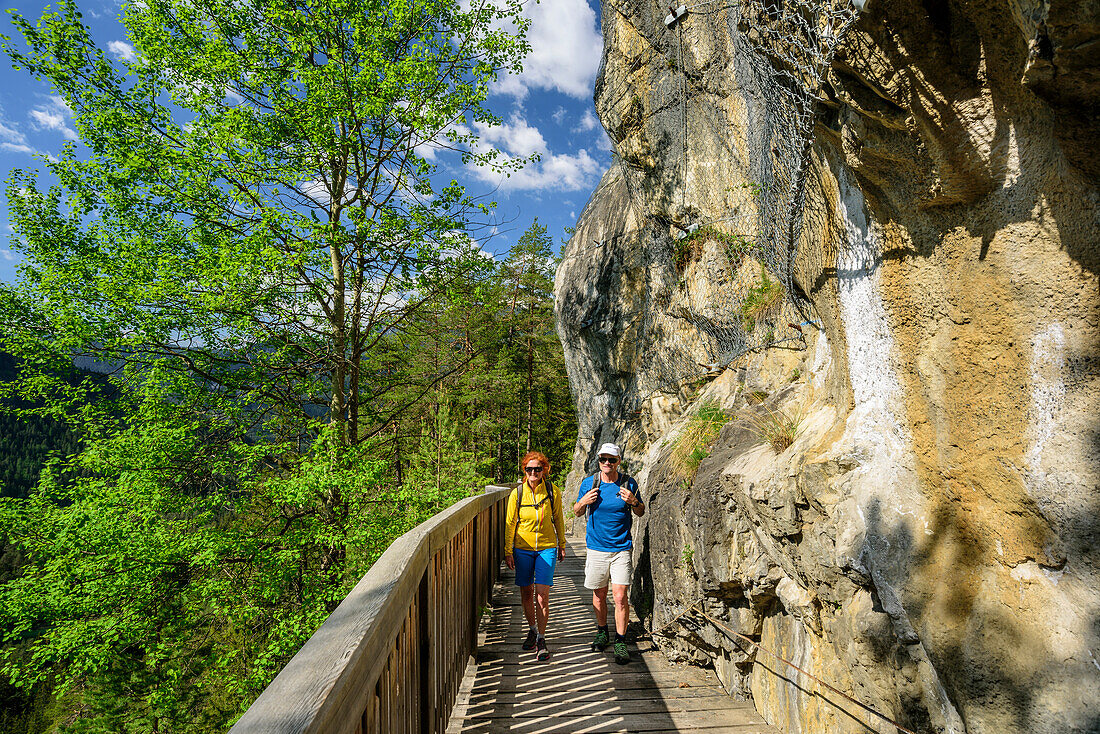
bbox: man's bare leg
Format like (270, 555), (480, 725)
(592, 586), (609, 626)
(612, 583), (629, 636)
(590, 586), (611, 650)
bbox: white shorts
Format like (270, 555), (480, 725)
(584, 549), (633, 589)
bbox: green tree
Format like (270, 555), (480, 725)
(2, 0), (530, 443)
(0, 0), (531, 729)
(403, 221), (576, 481)
(500, 220), (571, 463)
(368, 220), (577, 486)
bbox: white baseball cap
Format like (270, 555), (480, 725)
(597, 442), (621, 458)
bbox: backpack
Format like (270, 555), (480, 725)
(511, 479), (561, 549)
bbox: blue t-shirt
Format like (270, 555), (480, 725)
(577, 473), (641, 552)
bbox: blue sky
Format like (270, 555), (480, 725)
(0, 0), (611, 282)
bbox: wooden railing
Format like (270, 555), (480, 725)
(230, 484), (514, 734)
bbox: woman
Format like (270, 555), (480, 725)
(504, 451), (566, 661)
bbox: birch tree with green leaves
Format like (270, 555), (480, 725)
(0, 0), (532, 729)
(3, 0), (531, 443)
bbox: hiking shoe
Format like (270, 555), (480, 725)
(591, 629), (610, 652)
(613, 641), (630, 665)
(521, 629), (537, 650)
(535, 637), (550, 661)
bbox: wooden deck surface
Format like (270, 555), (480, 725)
(446, 537), (780, 733)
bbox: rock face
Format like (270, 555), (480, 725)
(554, 1), (1100, 733)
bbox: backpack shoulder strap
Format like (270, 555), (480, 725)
(546, 479), (560, 546)
(586, 473), (600, 520)
(510, 482), (524, 550)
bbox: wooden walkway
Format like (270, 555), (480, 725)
(447, 536), (780, 733)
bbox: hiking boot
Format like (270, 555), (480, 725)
(591, 628), (610, 652)
(613, 640), (630, 665)
(535, 637), (550, 661)
(521, 629), (537, 651)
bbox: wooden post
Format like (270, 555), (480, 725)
(417, 572), (429, 734)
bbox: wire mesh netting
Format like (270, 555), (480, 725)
(597, 0), (861, 399)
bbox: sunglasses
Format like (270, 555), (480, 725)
(524, 466), (544, 474)
(598, 456), (618, 464)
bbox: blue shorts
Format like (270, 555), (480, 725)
(513, 548), (557, 587)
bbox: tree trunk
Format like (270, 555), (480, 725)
(525, 334), (534, 452)
(349, 242), (364, 442)
(329, 216), (347, 445)
(394, 422), (403, 487)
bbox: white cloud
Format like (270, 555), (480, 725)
(0, 250), (14, 261)
(108, 40), (139, 63)
(0, 142), (34, 154)
(298, 178), (352, 206)
(223, 86), (245, 105)
(185, 79), (246, 106)
(469, 147), (601, 192)
(494, 0), (602, 100)
(552, 106), (567, 125)
(473, 114), (547, 157)
(29, 96), (77, 140)
(0, 117), (37, 155)
(0, 120), (28, 146)
(574, 109), (599, 133)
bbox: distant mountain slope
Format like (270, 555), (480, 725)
(0, 352), (82, 500)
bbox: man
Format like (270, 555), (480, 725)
(573, 442), (644, 664)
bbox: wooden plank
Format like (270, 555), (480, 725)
(403, 609), (412, 734)
(465, 670), (725, 694)
(465, 687), (731, 705)
(462, 695), (757, 717)
(417, 574), (429, 734)
(469, 657), (692, 677)
(449, 710), (774, 733)
(471, 642), (701, 663)
(383, 656), (394, 734)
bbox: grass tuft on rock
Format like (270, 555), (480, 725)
(672, 225), (755, 272)
(740, 263), (784, 332)
(746, 405), (802, 453)
(670, 400), (729, 479)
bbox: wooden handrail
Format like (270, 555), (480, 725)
(230, 484), (515, 734)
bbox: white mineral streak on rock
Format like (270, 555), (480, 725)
(1025, 322), (1066, 501)
(834, 169), (911, 490)
(808, 331), (831, 395)
(831, 168), (918, 572)
(833, 170), (968, 734)
(1002, 120), (1022, 188)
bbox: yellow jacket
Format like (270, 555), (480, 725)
(504, 478), (566, 555)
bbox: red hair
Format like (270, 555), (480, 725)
(519, 451), (550, 475)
